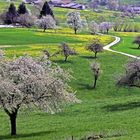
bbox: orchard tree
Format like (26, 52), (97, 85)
(59, 42), (77, 62)
(40, 1), (54, 18)
(67, 11), (82, 34)
(89, 21), (99, 34)
(90, 62), (101, 89)
(117, 60), (140, 88)
(99, 22), (112, 34)
(36, 15), (56, 32)
(0, 55), (79, 136)
(17, 13), (36, 27)
(86, 38), (103, 58)
(5, 3), (18, 24)
(133, 36), (140, 49)
(113, 17), (123, 32)
(17, 2), (28, 15)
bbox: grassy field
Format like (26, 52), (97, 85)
(0, 28), (140, 140)
(0, 28), (113, 57)
(112, 32), (140, 56)
(0, 1), (140, 140)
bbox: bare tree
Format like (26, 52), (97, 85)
(0, 55), (79, 136)
(36, 15), (56, 32)
(86, 38), (103, 58)
(59, 42), (77, 62)
(117, 60), (140, 88)
(90, 62), (101, 89)
(67, 11), (83, 34)
(133, 36), (140, 49)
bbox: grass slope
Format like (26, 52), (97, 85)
(0, 28), (140, 140)
(112, 32), (140, 57)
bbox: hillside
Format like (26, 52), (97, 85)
(0, 0), (140, 140)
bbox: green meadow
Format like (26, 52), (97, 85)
(112, 32), (140, 56)
(0, 1), (140, 140)
(0, 27), (140, 140)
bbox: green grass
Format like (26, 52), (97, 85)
(112, 32), (140, 56)
(0, 28), (113, 57)
(0, 2), (140, 139)
(0, 28), (140, 140)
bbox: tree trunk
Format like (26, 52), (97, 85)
(43, 28), (46, 32)
(94, 52), (97, 58)
(64, 56), (68, 62)
(107, 29), (109, 34)
(93, 75), (98, 89)
(74, 28), (77, 34)
(10, 113), (17, 135)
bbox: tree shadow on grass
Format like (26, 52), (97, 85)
(130, 47), (140, 50)
(53, 59), (73, 64)
(78, 83), (94, 90)
(0, 130), (55, 140)
(103, 101), (140, 112)
(80, 55), (96, 60)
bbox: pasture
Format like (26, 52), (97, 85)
(0, 1), (140, 140)
(0, 28), (140, 140)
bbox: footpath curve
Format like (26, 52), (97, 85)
(102, 34), (140, 59)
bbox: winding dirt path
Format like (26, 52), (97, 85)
(103, 34), (140, 59)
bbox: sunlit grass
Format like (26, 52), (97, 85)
(0, 28), (114, 57)
(112, 32), (140, 56)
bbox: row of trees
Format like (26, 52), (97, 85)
(1, 2), (140, 34)
(89, 20), (140, 34)
(0, 2), (55, 28)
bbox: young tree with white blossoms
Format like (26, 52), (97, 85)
(89, 21), (99, 34)
(0, 55), (79, 136)
(36, 15), (56, 32)
(67, 11), (83, 34)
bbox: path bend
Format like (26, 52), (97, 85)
(102, 34), (140, 59)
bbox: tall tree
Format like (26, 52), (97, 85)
(40, 1), (54, 18)
(5, 3), (18, 24)
(17, 2), (28, 15)
(0, 55), (79, 136)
